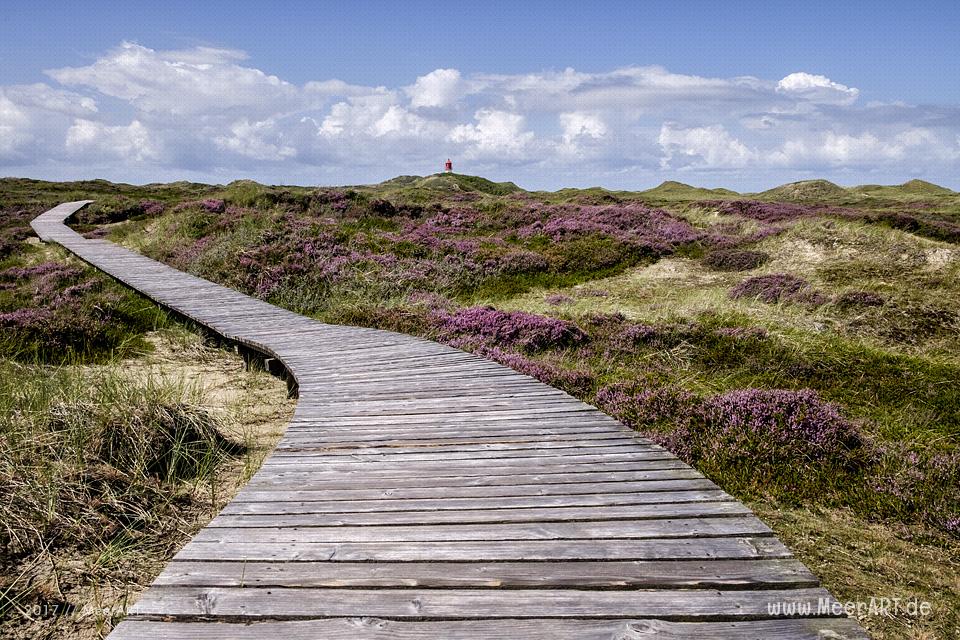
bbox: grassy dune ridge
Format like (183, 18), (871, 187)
(2, 175), (959, 637)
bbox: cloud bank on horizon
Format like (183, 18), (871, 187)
(1, 41), (958, 190)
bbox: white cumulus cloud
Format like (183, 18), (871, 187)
(658, 123), (757, 169)
(776, 72), (859, 104)
(406, 68), (463, 109)
(448, 110), (536, 159)
(66, 118), (159, 162)
(47, 42), (300, 116)
(214, 118), (296, 161)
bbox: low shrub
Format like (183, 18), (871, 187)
(0, 259), (164, 363)
(702, 249), (770, 271)
(432, 306), (587, 352)
(835, 290), (886, 309)
(730, 273), (826, 305)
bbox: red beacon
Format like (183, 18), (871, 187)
(444, 158), (453, 173)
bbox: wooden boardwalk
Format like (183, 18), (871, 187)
(33, 202), (868, 639)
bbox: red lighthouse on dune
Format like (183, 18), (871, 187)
(444, 158), (453, 173)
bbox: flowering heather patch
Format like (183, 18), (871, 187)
(518, 203), (703, 253)
(0, 257), (162, 362)
(545, 293), (574, 305)
(200, 198), (225, 213)
(0, 262), (81, 281)
(872, 446), (960, 534)
(730, 273), (826, 305)
(489, 250), (548, 275)
(699, 199), (824, 223)
(0, 307), (54, 328)
(703, 388), (863, 460)
(431, 306), (587, 352)
(599, 383), (870, 502)
(595, 383), (698, 432)
(139, 200), (165, 216)
(405, 290), (455, 310)
(476, 347), (594, 397)
(320, 190), (349, 212)
(703, 249), (770, 272)
(618, 323), (661, 346)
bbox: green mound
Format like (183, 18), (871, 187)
(849, 179), (954, 198)
(639, 181), (740, 201)
(377, 175), (423, 187)
(412, 173), (523, 195)
(900, 179), (953, 195)
(758, 179), (847, 201)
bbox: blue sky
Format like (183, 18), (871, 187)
(2, 1), (958, 190)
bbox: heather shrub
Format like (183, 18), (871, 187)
(870, 446), (960, 532)
(699, 199), (821, 223)
(200, 198), (225, 213)
(478, 347), (594, 397)
(595, 382), (699, 431)
(599, 384), (868, 501)
(702, 249), (769, 271)
(835, 290), (885, 309)
(859, 211), (960, 244)
(0, 260), (164, 362)
(431, 306), (587, 352)
(368, 198), (398, 217)
(730, 273), (826, 305)
(545, 293), (574, 305)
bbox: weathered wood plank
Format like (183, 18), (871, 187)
(241, 469), (706, 492)
(153, 558), (817, 589)
(209, 501), (750, 527)
(247, 459), (691, 483)
(233, 478), (720, 502)
(219, 489), (733, 515)
(172, 536), (792, 562)
(127, 586), (837, 619)
(109, 618), (870, 640)
(192, 516), (772, 543)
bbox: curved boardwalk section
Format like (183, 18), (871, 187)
(33, 202), (868, 639)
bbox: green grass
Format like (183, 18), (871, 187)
(0, 359), (241, 625)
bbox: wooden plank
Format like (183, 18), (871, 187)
(268, 441), (655, 459)
(233, 478), (720, 502)
(248, 459), (690, 482)
(127, 586), (837, 619)
(209, 501), (750, 527)
(242, 469), (706, 492)
(108, 619), (871, 640)
(152, 558), (817, 589)
(172, 536), (792, 562)
(260, 449), (673, 467)
(191, 516), (772, 543)
(219, 489), (734, 515)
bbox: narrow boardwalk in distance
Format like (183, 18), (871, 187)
(33, 202), (868, 639)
